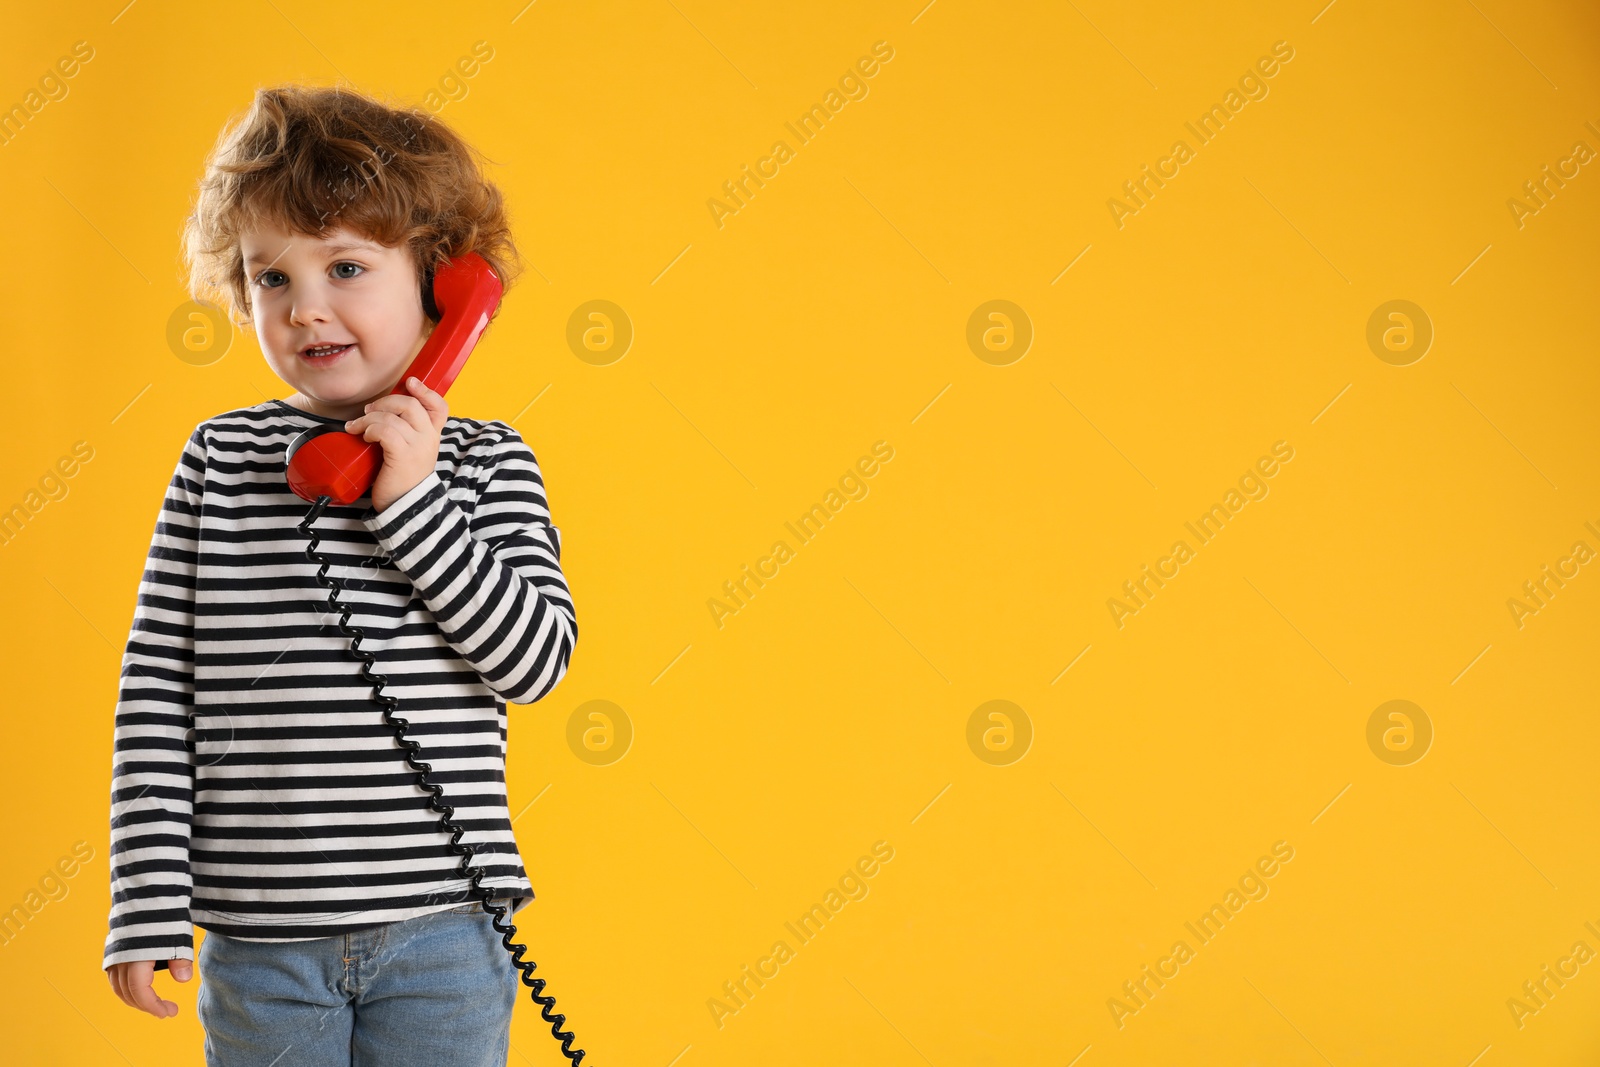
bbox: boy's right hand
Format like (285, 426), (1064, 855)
(107, 958), (193, 1018)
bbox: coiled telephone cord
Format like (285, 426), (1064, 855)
(298, 496), (586, 1065)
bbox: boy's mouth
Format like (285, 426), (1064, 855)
(300, 342), (354, 363)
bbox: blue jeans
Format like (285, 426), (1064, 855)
(196, 901), (520, 1067)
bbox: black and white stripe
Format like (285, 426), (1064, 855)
(104, 399), (576, 970)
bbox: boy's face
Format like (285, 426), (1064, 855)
(240, 221), (434, 420)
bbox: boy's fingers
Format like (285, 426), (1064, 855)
(349, 397), (409, 427)
(125, 963), (177, 1018)
(393, 387), (443, 432)
(405, 375), (443, 407)
(171, 960), (193, 982)
(349, 416), (409, 449)
(351, 406), (423, 437)
(360, 381), (448, 433)
(113, 963), (137, 1009)
(404, 376), (450, 427)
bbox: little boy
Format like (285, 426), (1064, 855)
(103, 84), (578, 1067)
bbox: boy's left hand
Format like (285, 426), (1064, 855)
(346, 376), (448, 514)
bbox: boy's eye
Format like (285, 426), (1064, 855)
(332, 262), (365, 280)
(256, 269), (286, 289)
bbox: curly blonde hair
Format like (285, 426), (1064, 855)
(181, 83), (522, 327)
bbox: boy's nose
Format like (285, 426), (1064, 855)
(288, 286), (337, 327)
(290, 300), (334, 327)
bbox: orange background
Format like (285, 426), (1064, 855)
(3, 1), (1599, 1064)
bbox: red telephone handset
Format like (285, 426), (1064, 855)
(285, 252), (504, 505)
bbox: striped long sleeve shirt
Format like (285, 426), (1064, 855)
(103, 399), (577, 971)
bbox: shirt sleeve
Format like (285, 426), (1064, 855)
(103, 427), (205, 971)
(362, 422), (577, 705)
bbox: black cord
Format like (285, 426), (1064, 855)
(298, 495), (586, 1065)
